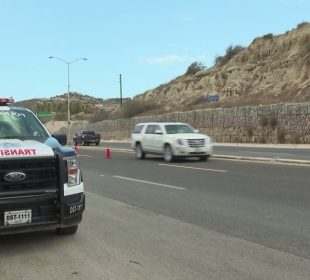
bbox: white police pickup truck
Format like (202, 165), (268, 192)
(0, 98), (85, 235)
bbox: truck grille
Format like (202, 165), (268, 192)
(0, 157), (58, 194)
(188, 139), (205, 148)
(0, 156), (60, 227)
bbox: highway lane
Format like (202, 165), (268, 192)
(98, 141), (310, 161)
(79, 149), (310, 260)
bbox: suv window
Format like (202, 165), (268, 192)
(145, 125), (161, 134)
(165, 124), (194, 134)
(133, 124), (144, 134)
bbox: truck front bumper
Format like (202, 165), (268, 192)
(0, 192), (85, 235)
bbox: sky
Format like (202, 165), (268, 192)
(0, 0), (309, 102)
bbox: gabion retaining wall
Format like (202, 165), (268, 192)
(57, 103), (310, 144)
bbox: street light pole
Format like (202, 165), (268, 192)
(49, 56), (87, 144)
(67, 63), (70, 137)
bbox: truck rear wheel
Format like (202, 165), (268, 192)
(56, 225), (78, 235)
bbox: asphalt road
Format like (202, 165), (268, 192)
(78, 149), (310, 259)
(1, 149), (310, 279)
(99, 141), (310, 161)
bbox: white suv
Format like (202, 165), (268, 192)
(131, 122), (213, 162)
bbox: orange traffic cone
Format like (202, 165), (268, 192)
(106, 147), (111, 159)
(74, 143), (79, 155)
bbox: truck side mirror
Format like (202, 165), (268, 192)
(52, 134), (67, 146)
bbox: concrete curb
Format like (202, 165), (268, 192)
(75, 146), (310, 166)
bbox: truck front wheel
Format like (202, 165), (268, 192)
(56, 225), (78, 235)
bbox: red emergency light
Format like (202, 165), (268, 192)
(0, 97), (14, 106)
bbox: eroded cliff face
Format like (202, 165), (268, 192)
(135, 23), (310, 108)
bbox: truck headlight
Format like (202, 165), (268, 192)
(65, 156), (81, 187)
(176, 139), (185, 145)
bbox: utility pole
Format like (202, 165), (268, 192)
(119, 74), (123, 107)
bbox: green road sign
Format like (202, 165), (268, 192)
(36, 111), (53, 118)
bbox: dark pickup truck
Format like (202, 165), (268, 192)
(73, 131), (101, 146)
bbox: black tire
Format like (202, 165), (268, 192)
(135, 143), (145, 159)
(199, 155), (209, 161)
(86, 142), (89, 146)
(96, 141), (100, 146)
(83, 140), (86, 146)
(164, 145), (174, 162)
(56, 225), (78, 235)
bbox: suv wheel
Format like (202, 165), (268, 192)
(136, 143), (145, 159)
(164, 145), (174, 162)
(199, 155), (209, 161)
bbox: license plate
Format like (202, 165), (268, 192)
(4, 210), (32, 226)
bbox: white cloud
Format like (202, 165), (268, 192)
(140, 55), (207, 65)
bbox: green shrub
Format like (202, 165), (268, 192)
(214, 45), (244, 67)
(186, 62), (206, 75)
(262, 33), (273, 39)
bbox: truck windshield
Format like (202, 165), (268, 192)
(0, 109), (49, 140)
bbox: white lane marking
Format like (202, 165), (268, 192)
(113, 175), (186, 190)
(78, 154), (93, 157)
(240, 151), (291, 156)
(158, 163), (227, 173)
(100, 175), (105, 177)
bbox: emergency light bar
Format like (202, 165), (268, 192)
(0, 97), (14, 106)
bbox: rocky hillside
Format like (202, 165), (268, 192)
(135, 22), (310, 109)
